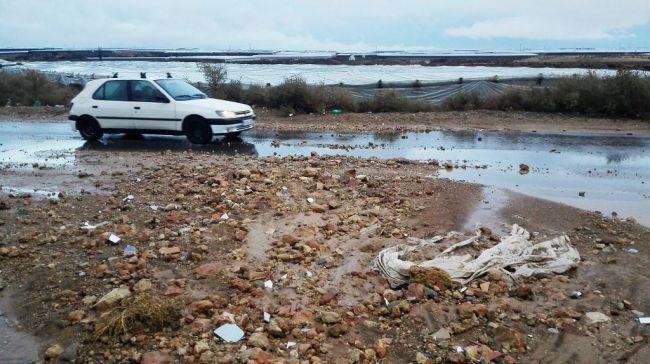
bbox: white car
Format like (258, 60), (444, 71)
(68, 77), (255, 144)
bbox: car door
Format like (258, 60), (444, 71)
(91, 80), (133, 129)
(129, 80), (177, 131)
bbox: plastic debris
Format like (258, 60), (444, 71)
(123, 245), (137, 256)
(264, 280), (273, 289)
(81, 221), (108, 230)
(371, 224), (580, 287)
(107, 234), (121, 245)
(211, 213), (229, 223)
(214, 323), (245, 342)
(639, 317), (650, 324)
(150, 205), (160, 211)
(570, 291), (582, 299)
(263, 312), (271, 322)
(122, 195), (134, 202)
(287, 341), (296, 348)
(306, 197), (315, 204)
(628, 248), (639, 254)
(305, 271), (314, 278)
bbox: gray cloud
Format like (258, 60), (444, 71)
(1, 0), (648, 50)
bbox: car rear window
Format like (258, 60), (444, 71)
(92, 80), (128, 101)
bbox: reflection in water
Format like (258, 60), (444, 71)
(78, 135), (259, 156)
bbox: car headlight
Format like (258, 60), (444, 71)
(216, 110), (237, 118)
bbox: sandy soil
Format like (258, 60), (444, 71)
(0, 111), (649, 363)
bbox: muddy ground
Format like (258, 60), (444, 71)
(3, 107), (650, 136)
(0, 109), (649, 364)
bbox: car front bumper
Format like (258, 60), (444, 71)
(208, 115), (256, 135)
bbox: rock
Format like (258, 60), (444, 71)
(374, 338), (389, 358)
(491, 326), (528, 350)
(407, 283), (425, 299)
(159, 246), (181, 257)
(141, 351), (173, 364)
(235, 229), (248, 241)
(321, 311), (341, 324)
(95, 287), (131, 311)
(193, 262), (223, 277)
(268, 319), (285, 338)
(488, 269), (503, 281)
(164, 286), (184, 296)
(190, 300), (213, 313)
(480, 282), (490, 293)
(586, 311), (611, 324)
(248, 332), (270, 349)
(310, 204), (327, 213)
(446, 352), (465, 364)
(194, 339), (210, 354)
(68, 310), (85, 323)
(433, 327), (451, 340)
(519, 164), (530, 174)
(45, 344), (64, 359)
(327, 323), (348, 338)
(59, 342), (79, 362)
(134, 279), (153, 292)
(483, 351), (502, 362)
(511, 285), (534, 300)
(191, 318), (213, 334)
(319, 291), (338, 305)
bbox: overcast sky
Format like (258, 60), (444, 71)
(2, 0), (650, 51)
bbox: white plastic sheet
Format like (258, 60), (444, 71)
(371, 224), (580, 287)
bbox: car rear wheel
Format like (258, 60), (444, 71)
(185, 119), (213, 144)
(78, 118), (103, 141)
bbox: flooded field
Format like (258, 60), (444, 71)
(1, 122), (648, 226)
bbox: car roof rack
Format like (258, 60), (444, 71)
(140, 72), (146, 79)
(112, 72), (118, 78)
(166, 72), (173, 78)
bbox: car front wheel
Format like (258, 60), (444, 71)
(185, 119), (213, 144)
(78, 118), (103, 141)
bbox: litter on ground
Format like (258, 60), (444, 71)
(371, 224), (580, 287)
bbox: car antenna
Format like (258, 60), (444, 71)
(140, 72), (146, 79)
(166, 72), (173, 78)
(112, 72), (118, 78)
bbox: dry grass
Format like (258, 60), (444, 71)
(92, 292), (180, 341)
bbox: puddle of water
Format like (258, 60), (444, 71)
(0, 291), (40, 364)
(1, 122), (649, 225)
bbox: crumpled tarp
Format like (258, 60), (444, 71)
(370, 224), (580, 287)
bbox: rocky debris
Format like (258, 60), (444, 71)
(248, 332), (271, 349)
(585, 311), (611, 324)
(95, 287), (131, 311)
(1, 150), (646, 363)
(141, 351), (173, 364)
(45, 344), (64, 359)
(192, 262), (223, 277)
(519, 164), (530, 174)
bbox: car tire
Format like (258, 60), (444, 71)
(78, 118), (103, 141)
(185, 119), (213, 144)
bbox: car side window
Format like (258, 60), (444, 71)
(92, 81), (128, 101)
(130, 80), (168, 103)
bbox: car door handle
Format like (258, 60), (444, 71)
(92, 105), (98, 108)
(134, 106), (141, 110)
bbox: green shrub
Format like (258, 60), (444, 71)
(0, 70), (77, 106)
(444, 71), (650, 119)
(268, 76), (325, 113)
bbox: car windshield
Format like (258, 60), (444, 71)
(154, 79), (207, 101)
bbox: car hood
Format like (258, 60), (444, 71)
(179, 98), (252, 113)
